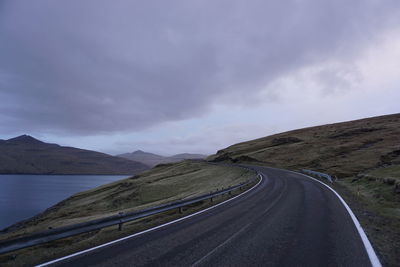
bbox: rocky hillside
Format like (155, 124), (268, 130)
(208, 113), (400, 177)
(0, 135), (149, 175)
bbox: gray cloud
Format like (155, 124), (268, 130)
(1, 0), (399, 135)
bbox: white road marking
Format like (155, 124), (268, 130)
(295, 171), (382, 267)
(263, 176), (286, 213)
(191, 222), (252, 267)
(36, 174), (263, 267)
(192, 172), (283, 266)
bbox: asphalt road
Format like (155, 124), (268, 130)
(51, 166), (374, 267)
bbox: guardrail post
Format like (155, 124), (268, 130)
(118, 212), (125, 231)
(179, 207), (183, 214)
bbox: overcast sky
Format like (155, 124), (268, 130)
(1, 0), (399, 156)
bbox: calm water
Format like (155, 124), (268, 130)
(0, 174), (129, 230)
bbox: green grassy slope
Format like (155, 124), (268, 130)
(1, 160), (254, 239)
(0, 160), (255, 266)
(337, 165), (400, 266)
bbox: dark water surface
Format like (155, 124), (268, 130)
(0, 174), (129, 230)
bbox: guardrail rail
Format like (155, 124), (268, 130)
(302, 169), (334, 183)
(0, 173), (260, 255)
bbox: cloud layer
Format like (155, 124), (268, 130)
(1, 0), (399, 137)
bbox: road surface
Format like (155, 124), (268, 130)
(49, 166), (375, 267)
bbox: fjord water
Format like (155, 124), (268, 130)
(0, 174), (129, 230)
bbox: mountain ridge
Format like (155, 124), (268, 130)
(117, 150), (207, 167)
(0, 135), (149, 175)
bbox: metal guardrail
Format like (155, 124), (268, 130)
(302, 169), (333, 183)
(0, 174), (260, 255)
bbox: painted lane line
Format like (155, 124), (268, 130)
(263, 175), (287, 213)
(295, 172), (382, 267)
(36, 174), (263, 267)
(191, 173), (282, 266)
(191, 222), (252, 267)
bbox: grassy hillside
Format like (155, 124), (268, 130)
(341, 165), (400, 215)
(208, 113), (400, 178)
(0, 160), (255, 266)
(337, 165), (400, 266)
(1, 160), (254, 238)
(0, 135), (149, 175)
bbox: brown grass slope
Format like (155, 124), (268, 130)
(0, 135), (149, 175)
(208, 113), (400, 177)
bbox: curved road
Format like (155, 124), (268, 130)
(49, 166), (375, 267)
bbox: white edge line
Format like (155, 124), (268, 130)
(36, 174), (263, 267)
(293, 171), (382, 267)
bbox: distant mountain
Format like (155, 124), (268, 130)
(117, 150), (207, 167)
(169, 153), (207, 160)
(117, 150), (168, 167)
(0, 135), (149, 175)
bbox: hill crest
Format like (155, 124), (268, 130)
(7, 135), (45, 145)
(208, 113), (400, 177)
